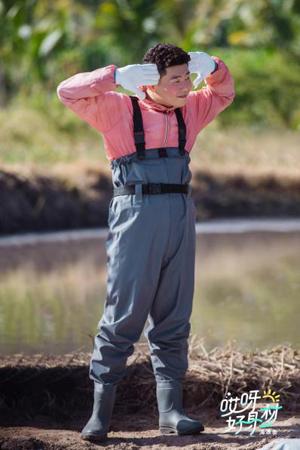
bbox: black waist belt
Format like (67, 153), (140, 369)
(113, 183), (190, 197)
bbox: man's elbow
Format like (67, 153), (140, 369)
(56, 82), (66, 103)
(56, 82), (74, 106)
(219, 89), (235, 111)
(228, 89), (236, 105)
(224, 83), (236, 107)
(56, 86), (62, 102)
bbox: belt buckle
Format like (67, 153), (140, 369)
(148, 183), (162, 195)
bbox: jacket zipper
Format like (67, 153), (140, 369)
(162, 111), (169, 147)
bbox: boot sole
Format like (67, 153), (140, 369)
(159, 425), (204, 435)
(81, 432), (107, 442)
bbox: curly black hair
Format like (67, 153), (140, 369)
(143, 43), (190, 77)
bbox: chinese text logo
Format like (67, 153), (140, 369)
(220, 389), (282, 435)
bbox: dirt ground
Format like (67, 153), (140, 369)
(1, 408), (300, 450)
(1, 346), (299, 449)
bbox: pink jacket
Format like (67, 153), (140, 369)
(57, 56), (235, 161)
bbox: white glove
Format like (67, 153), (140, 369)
(188, 52), (217, 89)
(115, 63), (160, 100)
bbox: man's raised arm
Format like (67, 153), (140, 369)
(56, 65), (123, 132)
(188, 54), (235, 133)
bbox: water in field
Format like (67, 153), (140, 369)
(0, 220), (299, 354)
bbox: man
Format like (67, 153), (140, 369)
(57, 43), (235, 442)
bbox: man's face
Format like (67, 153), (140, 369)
(145, 63), (193, 108)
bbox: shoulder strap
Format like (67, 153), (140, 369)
(130, 96), (186, 157)
(174, 108), (186, 155)
(130, 96), (145, 159)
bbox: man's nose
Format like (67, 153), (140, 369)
(182, 81), (192, 92)
(184, 79), (192, 88)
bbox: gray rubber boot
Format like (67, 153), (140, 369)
(81, 382), (117, 442)
(156, 380), (204, 435)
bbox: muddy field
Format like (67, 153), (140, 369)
(0, 343), (299, 449)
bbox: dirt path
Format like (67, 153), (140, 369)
(1, 409), (300, 450)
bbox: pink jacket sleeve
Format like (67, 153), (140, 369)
(188, 56), (235, 133)
(56, 65), (124, 132)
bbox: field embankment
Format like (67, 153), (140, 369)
(1, 162), (300, 235)
(1, 125), (300, 235)
(0, 343), (299, 449)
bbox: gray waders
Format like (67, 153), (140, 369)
(81, 96), (204, 442)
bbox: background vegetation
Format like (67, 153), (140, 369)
(0, 0), (299, 167)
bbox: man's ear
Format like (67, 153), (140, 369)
(147, 85), (157, 92)
(140, 85), (154, 91)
